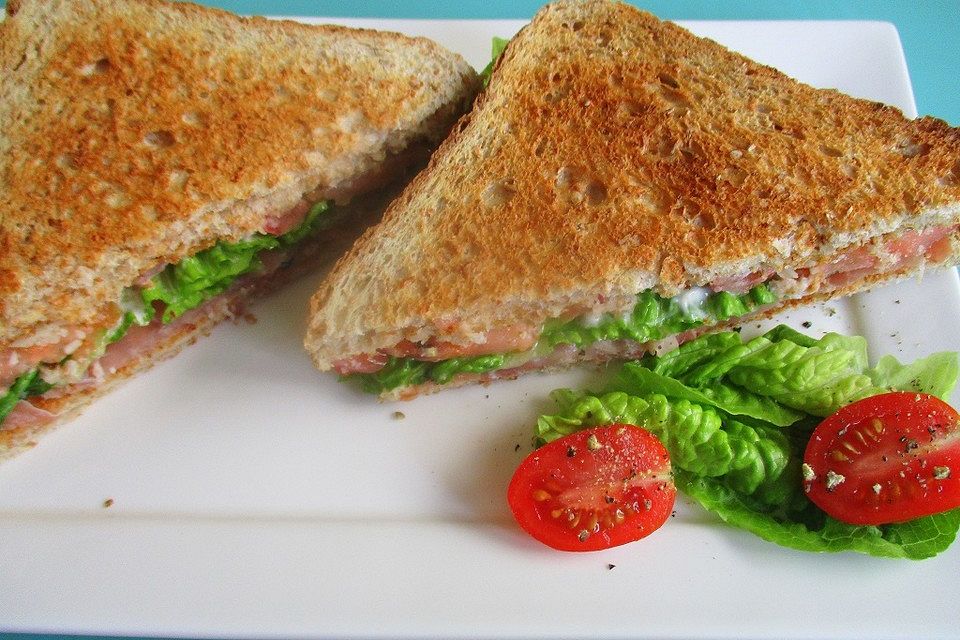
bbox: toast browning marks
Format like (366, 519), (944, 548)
(0, 0), (479, 346)
(306, 0), (960, 369)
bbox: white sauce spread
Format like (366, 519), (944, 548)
(675, 287), (711, 321)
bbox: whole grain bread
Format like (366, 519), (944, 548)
(0, 0), (479, 346)
(305, 0), (960, 369)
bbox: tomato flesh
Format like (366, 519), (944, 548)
(804, 392), (960, 525)
(507, 424), (675, 551)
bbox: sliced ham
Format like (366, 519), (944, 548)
(135, 263), (167, 287)
(886, 226), (954, 259)
(263, 199), (311, 236)
(333, 352), (390, 375)
(0, 326), (87, 390)
(332, 325), (540, 375)
(709, 269), (773, 295)
(2, 400), (55, 432)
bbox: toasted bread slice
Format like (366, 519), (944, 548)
(0, 0), (478, 346)
(305, 0), (960, 397)
(0, 0), (479, 454)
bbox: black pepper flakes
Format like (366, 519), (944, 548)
(567, 446), (577, 458)
(607, 563), (616, 570)
(801, 321), (812, 329)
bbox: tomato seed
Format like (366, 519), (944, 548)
(842, 441), (861, 455)
(830, 449), (851, 462)
(532, 489), (552, 502)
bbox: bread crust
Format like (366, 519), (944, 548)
(0, 0), (479, 345)
(305, 0), (960, 367)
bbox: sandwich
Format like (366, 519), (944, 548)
(0, 0), (479, 457)
(304, 0), (960, 399)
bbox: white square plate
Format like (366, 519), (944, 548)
(2, 18), (958, 640)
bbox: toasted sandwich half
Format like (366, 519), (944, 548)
(0, 0), (478, 456)
(305, 0), (960, 399)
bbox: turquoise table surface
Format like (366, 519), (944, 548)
(2, 2), (957, 640)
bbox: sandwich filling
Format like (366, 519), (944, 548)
(0, 200), (334, 428)
(337, 225), (957, 395)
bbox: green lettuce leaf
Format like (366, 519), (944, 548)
(540, 291), (692, 349)
(676, 472), (960, 559)
(427, 354), (506, 384)
(642, 331), (742, 379)
(356, 357), (429, 394)
(141, 201), (331, 323)
(352, 353), (507, 392)
(0, 369), (53, 424)
(675, 471), (910, 558)
(479, 36), (510, 86)
(725, 333), (881, 415)
(142, 235), (280, 322)
(869, 352), (960, 401)
(616, 362), (804, 427)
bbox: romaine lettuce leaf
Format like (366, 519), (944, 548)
(142, 235), (280, 322)
(723, 330), (882, 415)
(642, 331), (742, 379)
(356, 357), (428, 394)
(616, 362), (804, 427)
(479, 36), (510, 86)
(141, 201), (332, 323)
(676, 471), (960, 559)
(353, 353), (507, 393)
(427, 354), (506, 384)
(0, 369), (53, 424)
(869, 352), (960, 401)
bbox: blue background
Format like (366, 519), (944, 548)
(2, 1), (958, 640)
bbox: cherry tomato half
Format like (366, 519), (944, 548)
(804, 392), (960, 525)
(507, 424), (675, 551)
